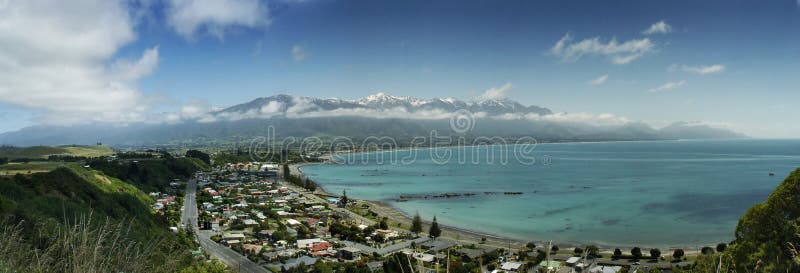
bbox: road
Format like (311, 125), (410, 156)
(182, 178), (269, 273)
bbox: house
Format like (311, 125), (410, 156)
(374, 229), (399, 239)
(286, 219), (301, 226)
(296, 238), (324, 249)
(243, 219), (259, 226)
(500, 261), (525, 272)
(338, 246), (362, 260)
(309, 241), (332, 252)
(411, 252), (436, 263)
(565, 256), (581, 267)
(243, 244), (263, 254)
(455, 248), (483, 262)
(421, 240), (456, 253)
(588, 265), (622, 273)
(538, 260), (563, 273)
(283, 256), (318, 270)
(222, 233), (246, 240)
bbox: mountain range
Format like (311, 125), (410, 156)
(0, 93), (746, 147)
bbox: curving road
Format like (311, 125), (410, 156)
(182, 178), (268, 273)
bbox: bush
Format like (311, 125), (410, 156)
(0, 216), (185, 273)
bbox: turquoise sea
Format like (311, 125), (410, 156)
(300, 139), (800, 247)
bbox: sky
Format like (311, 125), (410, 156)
(0, 0), (799, 137)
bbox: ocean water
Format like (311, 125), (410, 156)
(300, 139), (800, 247)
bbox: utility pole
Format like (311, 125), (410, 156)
(479, 249), (484, 273)
(446, 249), (450, 273)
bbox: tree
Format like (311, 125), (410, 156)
(185, 150), (210, 165)
(411, 212), (423, 235)
(613, 248), (622, 259)
(379, 217), (389, 230)
(574, 247), (584, 255)
(700, 246), (715, 255)
(283, 164), (290, 177)
(672, 249), (684, 260)
(551, 245), (559, 253)
(587, 245), (600, 258)
(340, 190), (348, 207)
(631, 247), (642, 260)
(716, 243), (727, 252)
(180, 260), (229, 273)
(727, 169), (800, 273)
(429, 216), (441, 239)
(0, 157), (7, 165)
(650, 248), (661, 259)
(526, 242), (537, 250)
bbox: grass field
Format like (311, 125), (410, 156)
(0, 162), (71, 176)
(60, 145), (114, 157)
(0, 145), (113, 159)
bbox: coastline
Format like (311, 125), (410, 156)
(291, 162), (704, 253)
(291, 162), (532, 250)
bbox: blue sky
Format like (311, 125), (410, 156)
(0, 0), (799, 137)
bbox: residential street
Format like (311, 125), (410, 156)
(182, 178), (269, 273)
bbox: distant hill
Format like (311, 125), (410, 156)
(0, 145), (113, 159)
(0, 93), (746, 147)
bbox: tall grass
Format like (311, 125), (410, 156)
(0, 213), (183, 273)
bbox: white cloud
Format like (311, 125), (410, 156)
(0, 0), (159, 125)
(166, 0), (269, 40)
(180, 100), (213, 119)
(550, 33), (655, 64)
(291, 45), (308, 61)
(477, 83), (513, 100)
(681, 64), (725, 75)
(643, 20), (672, 35)
(590, 74), (609, 85)
(646, 80), (687, 93)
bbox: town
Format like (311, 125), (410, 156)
(176, 160), (696, 273)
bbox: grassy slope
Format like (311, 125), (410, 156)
(0, 145), (113, 159)
(88, 157), (208, 192)
(0, 164), (201, 272)
(0, 164), (159, 237)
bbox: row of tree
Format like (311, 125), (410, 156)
(282, 164), (318, 191)
(410, 212), (441, 239)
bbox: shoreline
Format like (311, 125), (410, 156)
(291, 163), (707, 253)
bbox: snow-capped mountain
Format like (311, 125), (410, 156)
(0, 93), (746, 146)
(216, 93), (552, 117)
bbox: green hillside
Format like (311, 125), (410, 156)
(726, 168), (800, 272)
(0, 145), (113, 160)
(691, 168), (800, 273)
(88, 156), (208, 192)
(0, 163), (200, 272)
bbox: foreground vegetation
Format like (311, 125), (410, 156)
(0, 154), (220, 272)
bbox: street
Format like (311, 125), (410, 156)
(182, 178), (269, 273)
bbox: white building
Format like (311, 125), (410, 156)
(296, 238), (324, 249)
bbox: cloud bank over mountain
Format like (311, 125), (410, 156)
(0, 93), (746, 146)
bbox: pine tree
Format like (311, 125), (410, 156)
(429, 216), (441, 239)
(340, 190), (348, 207)
(411, 212), (423, 235)
(282, 164), (290, 178)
